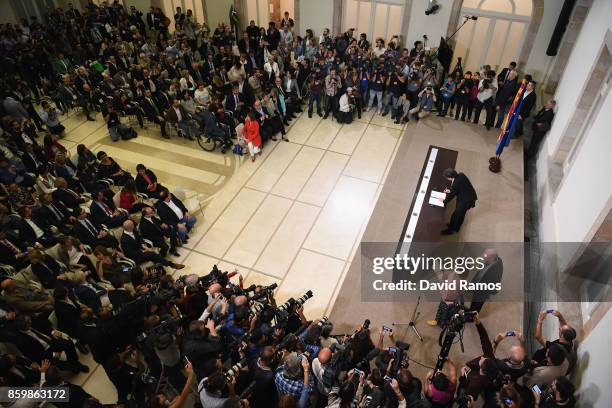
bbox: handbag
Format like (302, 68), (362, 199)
(232, 143), (243, 156)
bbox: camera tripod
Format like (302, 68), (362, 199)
(392, 293), (424, 342)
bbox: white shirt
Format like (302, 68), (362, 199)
(25, 218), (44, 238)
(164, 199), (184, 220)
(339, 93), (352, 112)
(194, 88), (210, 105)
(263, 61), (279, 76)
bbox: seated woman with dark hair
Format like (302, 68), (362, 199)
(96, 151), (132, 186)
(118, 178), (149, 213)
(135, 164), (165, 198)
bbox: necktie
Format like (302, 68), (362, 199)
(66, 188), (79, 199)
(2, 239), (19, 254)
(234, 95), (238, 107)
(84, 220), (97, 236)
(149, 98), (159, 115)
(97, 202), (111, 216)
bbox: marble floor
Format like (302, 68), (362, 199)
(58, 108), (406, 402)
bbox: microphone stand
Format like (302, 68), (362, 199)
(392, 293), (424, 342)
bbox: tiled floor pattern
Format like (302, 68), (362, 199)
(58, 108), (405, 403)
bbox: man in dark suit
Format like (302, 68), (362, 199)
(441, 168), (478, 235)
(165, 98), (197, 140)
(90, 190), (128, 229)
(224, 85), (247, 121)
(43, 365), (95, 407)
(53, 285), (87, 348)
(140, 89), (169, 139)
(120, 220), (184, 269)
(36, 193), (75, 234)
(73, 208), (118, 248)
(20, 143), (46, 174)
(13, 314), (89, 374)
(18, 207), (57, 248)
(497, 61), (517, 87)
(526, 100), (556, 160)
(494, 70), (519, 128)
(468, 249), (503, 313)
(238, 32), (256, 55)
(52, 177), (88, 210)
(155, 189), (197, 243)
(516, 81), (537, 136)
(146, 6), (156, 30)
(139, 206), (179, 257)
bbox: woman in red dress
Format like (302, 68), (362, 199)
(242, 111), (262, 162)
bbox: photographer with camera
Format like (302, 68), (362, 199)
(275, 353), (312, 405)
(324, 68), (342, 119)
(184, 317), (224, 380)
(146, 362), (196, 408)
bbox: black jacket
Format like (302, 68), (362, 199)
(444, 173), (477, 207)
(120, 231), (146, 263)
(135, 169), (158, 195)
(18, 218), (51, 246)
(54, 296), (82, 338)
(52, 188), (84, 209)
(35, 201), (72, 229)
(155, 195), (188, 226)
(139, 216), (167, 248)
(532, 107), (555, 133)
(519, 92), (536, 119)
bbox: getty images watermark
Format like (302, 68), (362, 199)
(360, 242), (611, 302)
(371, 253), (500, 292)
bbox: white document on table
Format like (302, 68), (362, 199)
(429, 190), (446, 207)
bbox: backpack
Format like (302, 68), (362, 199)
(119, 126), (137, 140)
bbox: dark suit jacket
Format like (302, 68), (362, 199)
(238, 38), (256, 54)
(495, 79), (518, 106)
(140, 96), (163, 120)
(35, 202), (72, 229)
(18, 218), (51, 246)
(155, 196), (188, 226)
(532, 108), (555, 133)
(89, 200), (117, 228)
(471, 257), (503, 300)
(165, 105), (190, 124)
(139, 216), (167, 248)
(108, 288), (132, 309)
(497, 68), (513, 84)
(134, 169), (158, 195)
(14, 328), (55, 362)
(519, 92), (536, 119)
(31, 256), (64, 289)
(54, 296), (82, 337)
(120, 231), (145, 263)
(444, 173), (477, 207)
(225, 93), (245, 113)
(20, 151), (45, 174)
(52, 188), (84, 209)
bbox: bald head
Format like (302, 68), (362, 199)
(234, 295), (248, 306)
(208, 283), (222, 294)
(122, 220), (134, 232)
(483, 249), (498, 264)
(509, 345), (525, 364)
(318, 348), (332, 365)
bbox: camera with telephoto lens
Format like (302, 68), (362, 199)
(137, 314), (184, 350)
(198, 264), (230, 288)
(250, 283), (278, 301)
(277, 290), (314, 313)
(225, 358), (247, 380)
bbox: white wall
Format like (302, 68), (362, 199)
(405, 0), (453, 51)
(524, 0), (565, 82)
(205, 0), (233, 26)
(574, 309), (612, 408)
(536, 0), (612, 243)
(298, 0), (333, 39)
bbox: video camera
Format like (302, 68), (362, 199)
(136, 314), (183, 350)
(435, 304), (477, 371)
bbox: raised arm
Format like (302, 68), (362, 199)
(535, 310), (547, 346)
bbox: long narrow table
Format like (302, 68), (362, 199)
(397, 145), (458, 251)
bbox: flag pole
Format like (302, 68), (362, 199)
(489, 79), (527, 173)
